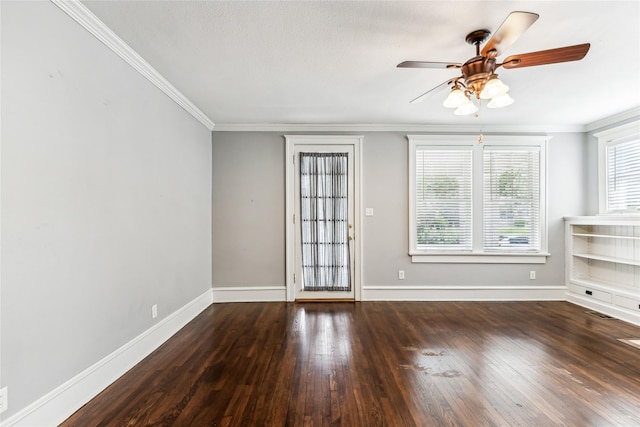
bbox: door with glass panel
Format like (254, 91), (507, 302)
(293, 145), (355, 300)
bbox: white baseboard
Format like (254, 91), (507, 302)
(566, 293), (640, 327)
(362, 285), (567, 301)
(1, 289), (214, 427)
(212, 286), (286, 303)
(210, 285), (566, 303)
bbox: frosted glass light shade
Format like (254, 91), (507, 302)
(487, 93), (514, 108)
(443, 87), (468, 108)
(454, 100), (478, 115)
(480, 76), (509, 99)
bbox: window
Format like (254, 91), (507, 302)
(409, 135), (548, 263)
(596, 121), (640, 214)
(483, 147), (540, 251)
(415, 147), (472, 251)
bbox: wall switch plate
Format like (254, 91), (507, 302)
(0, 386), (8, 413)
(152, 304), (158, 319)
(529, 271), (536, 280)
(398, 270), (405, 280)
(365, 208), (374, 216)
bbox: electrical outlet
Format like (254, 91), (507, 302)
(0, 386), (8, 414)
(398, 270), (405, 280)
(152, 304), (158, 319)
(529, 271), (536, 280)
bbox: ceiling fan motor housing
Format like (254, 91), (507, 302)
(462, 56), (497, 97)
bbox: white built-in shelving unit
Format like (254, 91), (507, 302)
(565, 216), (640, 326)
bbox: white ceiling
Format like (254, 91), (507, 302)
(81, 1), (640, 128)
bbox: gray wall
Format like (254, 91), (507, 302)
(1, 1), (212, 419)
(212, 131), (587, 290)
(212, 132), (285, 287)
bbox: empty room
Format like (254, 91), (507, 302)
(1, 1), (639, 426)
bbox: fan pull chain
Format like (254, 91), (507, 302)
(476, 99), (484, 144)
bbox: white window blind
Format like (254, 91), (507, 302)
(409, 135), (547, 263)
(483, 147), (540, 251)
(606, 139), (640, 213)
(415, 147), (473, 250)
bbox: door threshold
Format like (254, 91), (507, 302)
(295, 298), (356, 303)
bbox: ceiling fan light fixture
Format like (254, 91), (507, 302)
(487, 93), (514, 108)
(454, 100), (478, 115)
(399, 12), (590, 118)
(479, 74), (509, 99)
(443, 86), (469, 108)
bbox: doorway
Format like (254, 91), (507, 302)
(285, 136), (362, 301)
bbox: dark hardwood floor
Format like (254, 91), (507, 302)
(61, 301), (640, 426)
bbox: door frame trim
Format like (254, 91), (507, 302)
(285, 135), (363, 302)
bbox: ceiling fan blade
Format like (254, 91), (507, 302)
(409, 78), (456, 104)
(397, 61), (461, 69)
(481, 11), (539, 57)
(501, 43), (590, 69)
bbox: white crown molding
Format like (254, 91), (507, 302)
(49, 0), (637, 136)
(585, 106), (640, 133)
(50, 0), (215, 131)
(212, 123), (585, 133)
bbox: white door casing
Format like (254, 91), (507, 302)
(285, 135), (362, 301)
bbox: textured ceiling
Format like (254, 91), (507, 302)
(81, 1), (640, 128)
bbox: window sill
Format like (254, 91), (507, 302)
(410, 252), (550, 264)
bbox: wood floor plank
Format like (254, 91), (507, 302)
(61, 301), (640, 426)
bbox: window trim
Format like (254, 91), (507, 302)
(408, 135), (549, 264)
(595, 120), (640, 215)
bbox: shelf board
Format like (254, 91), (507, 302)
(565, 216), (640, 226)
(573, 252), (640, 266)
(572, 232), (640, 240)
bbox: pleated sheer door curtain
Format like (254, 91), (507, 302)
(299, 153), (350, 291)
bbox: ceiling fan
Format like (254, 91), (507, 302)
(398, 11), (590, 115)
